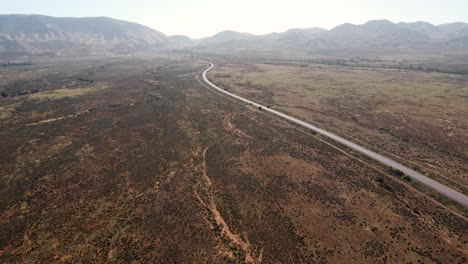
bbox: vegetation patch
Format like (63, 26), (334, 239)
(0, 102), (20, 120)
(27, 83), (109, 101)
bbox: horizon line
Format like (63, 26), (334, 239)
(1, 13), (467, 39)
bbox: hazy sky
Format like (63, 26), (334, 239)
(2, 0), (467, 38)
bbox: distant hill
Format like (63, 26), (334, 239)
(200, 30), (258, 44)
(0, 14), (178, 58)
(169, 35), (194, 45)
(195, 20), (468, 54)
(195, 30), (271, 53)
(1, 15), (467, 59)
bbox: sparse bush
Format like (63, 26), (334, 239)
(390, 168), (404, 177)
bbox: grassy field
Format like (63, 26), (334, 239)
(0, 56), (467, 263)
(211, 62), (468, 190)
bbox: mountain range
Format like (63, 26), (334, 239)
(195, 20), (468, 54)
(0, 14), (185, 58)
(1, 14), (467, 59)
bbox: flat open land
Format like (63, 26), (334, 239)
(1, 56), (467, 263)
(211, 62), (468, 190)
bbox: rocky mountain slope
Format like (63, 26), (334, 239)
(1, 15), (467, 59)
(195, 20), (468, 53)
(0, 14), (176, 58)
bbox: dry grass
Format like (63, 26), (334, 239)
(1, 57), (467, 263)
(0, 103), (20, 120)
(211, 62), (468, 186)
(27, 83), (109, 101)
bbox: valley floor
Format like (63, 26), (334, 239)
(0, 55), (466, 263)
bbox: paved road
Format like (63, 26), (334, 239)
(200, 61), (468, 208)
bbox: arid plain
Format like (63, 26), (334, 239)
(0, 55), (467, 263)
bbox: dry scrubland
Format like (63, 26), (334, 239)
(211, 62), (468, 190)
(0, 56), (467, 263)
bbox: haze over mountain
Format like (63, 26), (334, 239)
(1, 14), (467, 60)
(196, 20), (468, 53)
(0, 14), (175, 59)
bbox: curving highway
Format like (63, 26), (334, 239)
(200, 61), (468, 208)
